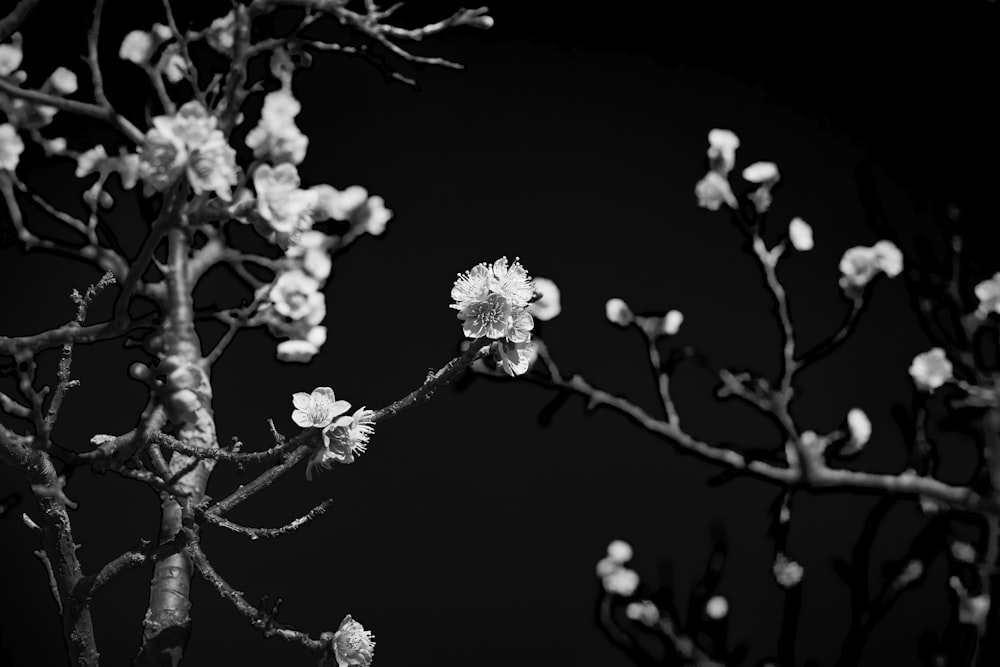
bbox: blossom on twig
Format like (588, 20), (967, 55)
(291, 387), (351, 429)
(528, 277), (561, 321)
(909, 348), (953, 392)
(245, 88), (309, 165)
(838, 240), (903, 294)
(0, 123), (24, 171)
(788, 217), (813, 251)
(329, 614), (375, 667)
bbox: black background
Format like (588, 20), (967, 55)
(2, 1), (999, 665)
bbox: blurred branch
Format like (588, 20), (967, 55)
(0, 0), (43, 42)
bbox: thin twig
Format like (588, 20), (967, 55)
(199, 498), (334, 540)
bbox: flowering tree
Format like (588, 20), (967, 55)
(464, 129), (1000, 665)
(0, 2), (511, 665)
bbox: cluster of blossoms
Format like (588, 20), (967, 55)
(694, 128), (780, 214)
(119, 23), (187, 83)
(838, 240), (903, 297)
(605, 298), (684, 337)
(0, 33), (81, 171)
(595, 539), (640, 596)
(291, 387), (376, 480)
(451, 257), (538, 376)
(138, 100), (238, 198)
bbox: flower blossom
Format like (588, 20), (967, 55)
(352, 195), (392, 236)
(695, 171), (736, 210)
(975, 272), (1000, 316)
(276, 326), (328, 363)
(607, 539), (633, 564)
(269, 270), (326, 325)
(330, 615), (375, 667)
(838, 240), (903, 294)
(291, 387), (351, 429)
(626, 600), (660, 626)
(603, 568), (640, 596)
(707, 128), (740, 174)
(253, 163), (317, 235)
(662, 309), (684, 335)
(605, 298), (633, 327)
(528, 277), (561, 321)
(206, 11), (236, 53)
(788, 217), (813, 251)
(245, 88), (309, 165)
(742, 161), (780, 184)
(909, 348), (953, 392)
(311, 185), (368, 222)
(846, 408), (872, 450)
(0, 124), (24, 171)
(286, 230), (332, 281)
(774, 553), (804, 588)
(138, 101), (237, 198)
(0, 33), (24, 76)
(46, 67), (78, 95)
(119, 30), (155, 64)
(307, 408), (375, 478)
(705, 596), (729, 619)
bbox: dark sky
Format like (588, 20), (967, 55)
(2, 1), (999, 666)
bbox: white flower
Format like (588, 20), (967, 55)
(253, 163), (317, 234)
(321, 185), (368, 221)
(626, 600), (660, 626)
(605, 298), (633, 327)
(0, 33), (23, 76)
(152, 23), (173, 42)
(975, 272), (1000, 315)
(847, 408), (872, 449)
(452, 257), (535, 346)
(596, 556), (618, 578)
(286, 231), (332, 281)
(742, 161), (780, 183)
(75, 146), (108, 178)
(705, 596), (729, 619)
(186, 131), (238, 199)
(352, 195), (392, 236)
(119, 30), (154, 64)
(291, 387), (351, 429)
(873, 240), (903, 278)
(695, 171), (736, 210)
(707, 128), (740, 174)
(163, 101), (218, 150)
(46, 67), (78, 95)
(496, 340), (534, 377)
(773, 554), (804, 588)
(909, 348), (953, 392)
(603, 568), (639, 596)
(322, 407), (376, 462)
(206, 11), (236, 52)
(245, 88), (309, 165)
(788, 217), (813, 251)
(839, 240), (903, 292)
(663, 309), (684, 335)
(528, 277), (561, 321)
(269, 270), (325, 324)
(0, 124), (25, 171)
(276, 338), (319, 363)
(330, 615), (375, 667)
(43, 137), (67, 155)
(607, 539), (633, 564)
(162, 49), (187, 83)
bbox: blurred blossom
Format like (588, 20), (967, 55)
(0, 33), (23, 76)
(909, 348), (953, 392)
(46, 67), (78, 95)
(596, 556), (618, 578)
(119, 30), (154, 64)
(773, 554), (803, 588)
(75, 146), (108, 178)
(626, 600), (660, 626)
(705, 596), (729, 619)
(974, 272), (1000, 315)
(528, 277), (561, 321)
(276, 339), (319, 363)
(662, 309), (683, 335)
(605, 298), (633, 327)
(254, 163), (317, 235)
(0, 124), (25, 171)
(495, 340), (535, 377)
(951, 541), (976, 564)
(695, 171), (736, 210)
(838, 240), (903, 293)
(286, 231), (332, 281)
(788, 217), (813, 251)
(742, 161), (780, 184)
(352, 195), (392, 236)
(846, 408), (871, 449)
(162, 49), (188, 83)
(602, 568), (639, 596)
(245, 88), (309, 165)
(269, 269), (326, 325)
(207, 11), (236, 53)
(607, 540), (633, 564)
(707, 128), (740, 174)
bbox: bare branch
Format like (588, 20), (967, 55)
(199, 498), (333, 539)
(0, 0), (42, 42)
(86, 0), (109, 108)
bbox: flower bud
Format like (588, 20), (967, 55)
(606, 298), (633, 327)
